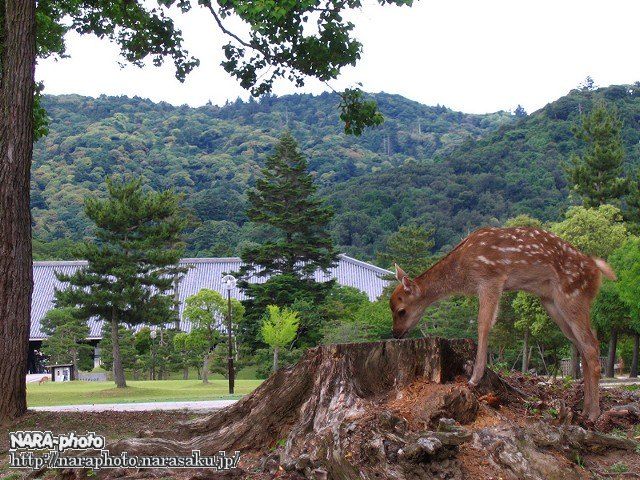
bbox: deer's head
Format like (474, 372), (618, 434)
(390, 264), (424, 339)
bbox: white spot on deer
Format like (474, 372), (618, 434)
(497, 246), (522, 252)
(498, 259), (512, 265)
(479, 241), (487, 246)
(477, 255), (496, 266)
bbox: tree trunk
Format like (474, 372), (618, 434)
(183, 365), (189, 380)
(521, 328), (529, 373)
(0, 0), (37, 422)
(71, 348), (79, 379)
(606, 329), (618, 378)
(110, 317), (127, 388)
(273, 346), (279, 372)
(630, 332), (639, 378)
(570, 344), (581, 379)
(202, 353), (211, 384)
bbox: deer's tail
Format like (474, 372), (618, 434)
(593, 258), (617, 281)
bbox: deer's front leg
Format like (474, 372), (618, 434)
(469, 281), (504, 386)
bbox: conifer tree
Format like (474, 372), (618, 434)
(377, 224), (435, 278)
(55, 177), (186, 388)
(97, 324), (138, 374)
(566, 100), (628, 207)
(514, 105), (527, 117)
(239, 133), (337, 350)
(565, 100), (630, 376)
(565, 100), (629, 376)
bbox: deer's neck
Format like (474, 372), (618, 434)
(413, 252), (463, 307)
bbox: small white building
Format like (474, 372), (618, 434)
(49, 364), (74, 382)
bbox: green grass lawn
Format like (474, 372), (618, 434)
(27, 379), (263, 407)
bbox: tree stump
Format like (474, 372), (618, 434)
(54, 337), (637, 479)
(107, 338), (485, 476)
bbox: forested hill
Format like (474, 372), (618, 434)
(31, 92), (513, 258)
(325, 84), (640, 258)
(32, 84), (640, 264)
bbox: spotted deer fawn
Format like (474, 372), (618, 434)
(390, 226), (616, 421)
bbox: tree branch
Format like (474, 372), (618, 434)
(204, 3), (254, 51)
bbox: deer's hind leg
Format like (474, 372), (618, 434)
(469, 279), (505, 386)
(543, 297), (601, 421)
(541, 299), (590, 407)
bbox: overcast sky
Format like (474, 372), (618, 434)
(37, 0), (640, 115)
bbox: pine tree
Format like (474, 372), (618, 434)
(97, 324), (138, 374)
(55, 177), (187, 388)
(377, 224), (436, 278)
(565, 100), (630, 376)
(40, 307), (92, 378)
(566, 100), (628, 208)
(579, 76), (596, 91)
(239, 133), (337, 350)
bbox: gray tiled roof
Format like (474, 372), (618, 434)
(31, 255), (391, 340)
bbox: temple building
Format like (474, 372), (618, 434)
(28, 255), (391, 373)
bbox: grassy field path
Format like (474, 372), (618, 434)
(27, 379), (262, 407)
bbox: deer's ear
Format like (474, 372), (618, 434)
(401, 275), (416, 293)
(395, 263), (408, 282)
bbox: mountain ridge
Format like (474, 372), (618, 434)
(31, 84), (640, 263)
(324, 83), (640, 258)
(31, 90), (514, 260)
